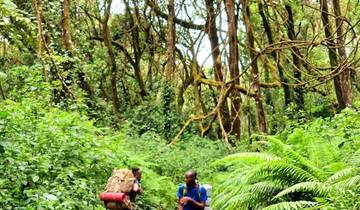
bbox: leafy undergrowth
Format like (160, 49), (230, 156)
(0, 99), (228, 209)
(213, 108), (360, 210)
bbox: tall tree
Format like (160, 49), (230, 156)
(34, 0), (44, 57)
(332, 0), (352, 108)
(285, 5), (305, 110)
(205, 0), (231, 134)
(242, 0), (267, 133)
(224, 0), (241, 140)
(61, 0), (73, 51)
(124, 0), (147, 98)
(258, 1), (291, 107)
(102, 0), (120, 113)
(59, 0), (74, 102)
(205, 0), (223, 82)
(164, 0), (176, 140)
(320, 0), (344, 109)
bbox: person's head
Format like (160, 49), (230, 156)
(184, 170), (197, 186)
(132, 167), (142, 181)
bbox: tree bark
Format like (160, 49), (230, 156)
(34, 0), (44, 57)
(258, 1), (291, 107)
(145, 24), (156, 91)
(59, 0), (74, 102)
(285, 5), (305, 110)
(224, 0), (241, 140)
(165, 0), (175, 82)
(102, 0), (120, 113)
(124, 1), (147, 98)
(146, 0), (204, 31)
(205, 0), (223, 82)
(62, 0), (73, 50)
(163, 0), (176, 140)
(242, 0), (267, 133)
(320, 0), (344, 109)
(34, 0), (50, 82)
(332, 0), (352, 108)
(0, 82), (5, 101)
(205, 0), (231, 135)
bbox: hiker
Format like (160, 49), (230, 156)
(102, 167), (143, 210)
(128, 167), (142, 201)
(177, 170), (207, 210)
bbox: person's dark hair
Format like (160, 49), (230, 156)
(132, 167), (140, 174)
(186, 170), (197, 178)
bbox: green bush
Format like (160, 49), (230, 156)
(0, 99), (230, 209)
(122, 132), (229, 184)
(0, 100), (177, 209)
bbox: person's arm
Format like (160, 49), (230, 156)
(177, 200), (184, 210)
(177, 185), (184, 210)
(179, 197), (205, 209)
(181, 186), (207, 209)
(132, 181), (141, 193)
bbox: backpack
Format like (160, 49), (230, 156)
(105, 169), (135, 194)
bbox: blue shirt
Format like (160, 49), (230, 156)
(177, 184), (207, 210)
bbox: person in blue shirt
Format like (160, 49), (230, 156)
(177, 170), (207, 210)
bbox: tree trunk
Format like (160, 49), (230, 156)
(62, 0), (73, 50)
(332, 0), (352, 108)
(34, 0), (49, 81)
(205, 0), (231, 135)
(102, 0), (120, 113)
(258, 1), (291, 107)
(206, 0), (223, 82)
(242, 0), (267, 133)
(125, 1), (147, 98)
(60, 0), (74, 102)
(0, 82), (5, 101)
(145, 25), (155, 91)
(320, 0), (344, 109)
(164, 0), (176, 140)
(285, 5), (305, 110)
(224, 0), (241, 140)
(34, 0), (44, 57)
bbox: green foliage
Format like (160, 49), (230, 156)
(0, 99), (229, 209)
(213, 109), (360, 210)
(122, 132), (229, 183)
(0, 100), (103, 209)
(0, 100), (178, 209)
(0, 0), (35, 44)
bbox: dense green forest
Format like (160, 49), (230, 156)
(0, 0), (359, 209)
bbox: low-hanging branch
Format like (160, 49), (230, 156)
(198, 77), (280, 97)
(145, 0), (205, 31)
(90, 36), (136, 68)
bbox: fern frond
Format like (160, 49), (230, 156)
(213, 193), (251, 210)
(348, 149), (360, 167)
(273, 182), (329, 200)
(333, 175), (360, 189)
(248, 180), (284, 195)
(265, 136), (324, 179)
(220, 169), (248, 187)
(326, 167), (358, 184)
(261, 201), (319, 210)
(245, 160), (319, 184)
(283, 149), (324, 179)
(213, 152), (280, 166)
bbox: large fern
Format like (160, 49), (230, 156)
(213, 133), (359, 210)
(261, 201), (319, 210)
(273, 182), (330, 199)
